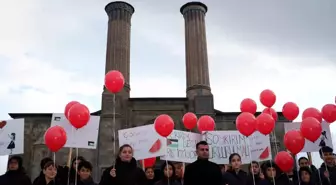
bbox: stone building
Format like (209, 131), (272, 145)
(9, 1), (287, 180)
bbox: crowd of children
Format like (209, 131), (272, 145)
(0, 141), (335, 185)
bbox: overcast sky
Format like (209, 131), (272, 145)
(0, 0), (335, 175)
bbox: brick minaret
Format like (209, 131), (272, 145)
(104, 1), (134, 97)
(180, 2), (212, 99)
(97, 1), (134, 179)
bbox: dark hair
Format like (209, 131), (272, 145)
(119, 144), (133, 155)
(298, 157), (308, 164)
(319, 146), (333, 157)
(145, 167), (154, 172)
(299, 166), (312, 176)
(248, 161), (259, 173)
(196, 141), (208, 149)
(161, 162), (175, 179)
(229, 153), (241, 163)
(40, 157), (53, 170)
(78, 160), (92, 171)
(72, 156), (86, 165)
(10, 133), (15, 140)
(7, 156), (23, 170)
(43, 161), (56, 170)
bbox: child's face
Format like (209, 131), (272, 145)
(78, 167), (91, 180)
(164, 165), (173, 178)
(323, 152), (334, 164)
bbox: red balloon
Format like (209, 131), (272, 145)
(284, 130), (305, 155)
(64, 101), (79, 120)
(68, 104), (91, 129)
(275, 151), (294, 172)
(240, 98), (257, 114)
(182, 112), (198, 130)
(282, 102), (299, 121)
(197, 115), (215, 132)
(260, 89), (276, 108)
(256, 113), (275, 135)
(154, 114), (174, 137)
(236, 112), (256, 136)
(302, 107), (322, 123)
(321, 104), (336, 123)
(262, 107), (278, 121)
(142, 157), (156, 168)
(44, 126), (67, 152)
(300, 117), (322, 142)
(105, 70), (125, 93)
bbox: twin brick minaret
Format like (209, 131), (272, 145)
(103, 1), (211, 100)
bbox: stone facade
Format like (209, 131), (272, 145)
(8, 1), (287, 182)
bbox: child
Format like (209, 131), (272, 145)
(155, 162), (181, 185)
(71, 160), (97, 185)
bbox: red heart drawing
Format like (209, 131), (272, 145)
(0, 121), (7, 129)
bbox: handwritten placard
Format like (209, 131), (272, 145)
(118, 124), (166, 160)
(204, 131), (271, 164)
(161, 130), (201, 163)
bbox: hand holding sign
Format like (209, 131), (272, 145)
(110, 168), (116, 177)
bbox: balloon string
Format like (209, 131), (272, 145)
(247, 137), (256, 185)
(53, 152), (56, 167)
(268, 159), (276, 185)
(75, 146), (79, 185)
(68, 126), (75, 185)
(113, 94), (116, 161)
(166, 159), (170, 185)
(271, 131), (279, 154)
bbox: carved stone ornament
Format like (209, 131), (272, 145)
(105, 2), (135, 16)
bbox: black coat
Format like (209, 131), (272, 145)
(0, 170), (32, 185)
(99, 157), (147, 185)
(247, 173), (262, 185)
(319, 163), (336, 185)
(32, 177), (62, 185)
(183, 159), (222, 185)
(0, 156), (31, 185)
(223, 169), (248, 185)
(70, 177), (98, 185)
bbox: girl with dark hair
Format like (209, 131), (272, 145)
(258, 161), (292, 185)
(247, 161), (263, 185)
(222, 153), (248, 185)
(299, 167), (317, 185)
(0, 156), (31, 185)
(145, 167), (157, 185)
(99, 144), (147, 185)
(33, 161), (61, 185)
(154, 162), (181, 185)
(68, 156), (86, 183)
